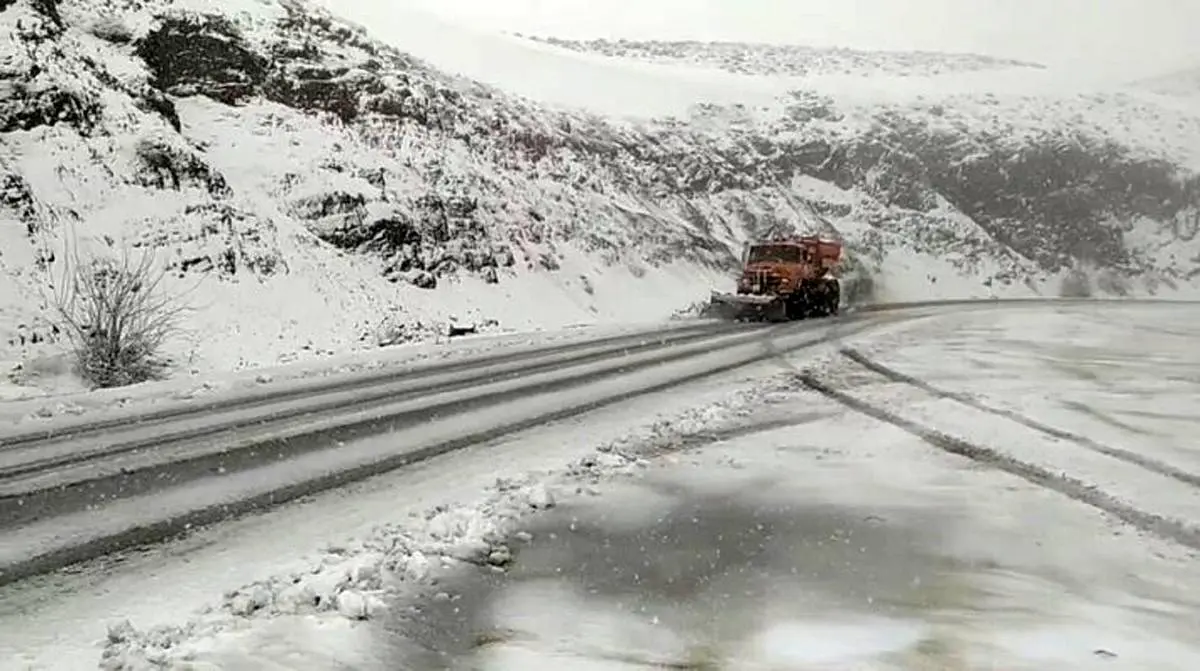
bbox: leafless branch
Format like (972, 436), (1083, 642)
(52, 243), (186, 388)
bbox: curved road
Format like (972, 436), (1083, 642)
(0, 298), (1187, 587)
(0, 313), (869, 585)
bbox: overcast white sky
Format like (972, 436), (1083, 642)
(399, 0), (1200, 78)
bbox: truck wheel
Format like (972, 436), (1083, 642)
(785, 291), (807, 320)
(784, 296), (800, 320)
(826, 279), (841, 316)
(808, 284), (830, 318)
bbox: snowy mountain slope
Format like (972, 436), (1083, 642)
(2, 0), (1200, 392)
(0, 0), (735, 386)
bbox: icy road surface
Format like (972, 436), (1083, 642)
(0, 318), (716, 427)
(4, 303), (1200, 669)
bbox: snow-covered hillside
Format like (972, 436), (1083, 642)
(2, 0), (1200, 392)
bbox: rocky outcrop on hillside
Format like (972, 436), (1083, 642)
(2, 0), (1200, 368)
(519, 36), (1044, 78)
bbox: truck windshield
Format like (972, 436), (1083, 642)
(747, 245), (804, 263)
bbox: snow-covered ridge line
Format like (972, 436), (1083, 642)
(1131, 66), (1200, 97)
(513, 34), (1046, 78)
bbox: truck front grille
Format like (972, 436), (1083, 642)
(742, 271), (782, 295)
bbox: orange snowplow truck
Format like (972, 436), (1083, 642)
(705, 234), (842, 321)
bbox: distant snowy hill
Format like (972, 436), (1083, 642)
(1132, 67), (1200, 97)
(2, 0), (1199, 392)
(516, 36), (1046, 78)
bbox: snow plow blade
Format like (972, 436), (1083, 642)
(700, 291), (787, 321)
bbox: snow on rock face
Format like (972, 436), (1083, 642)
(2, 0), (1200, 384)
(500, 36), (1200, 294)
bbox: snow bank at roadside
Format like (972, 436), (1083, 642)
(0, 310), (728, 431)
(1, 240), (727, 402)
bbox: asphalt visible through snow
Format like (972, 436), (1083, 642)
(381, 488), (958, 669)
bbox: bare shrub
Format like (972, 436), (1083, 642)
(53, 248), (185, 388)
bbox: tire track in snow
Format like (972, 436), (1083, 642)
(3, 300), (1186, 585)
(795, 372), (1200, 552)
(635, 412), (836, 458)
(3, 297), (1183, 448)
(0, 324), (772, 529)
(838, 347), (1200, 489)
(0, 321), (749, 469)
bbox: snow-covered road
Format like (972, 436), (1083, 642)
(370, 303), (1200, 670)
(0, 307), (912, 667)
(4, 302), (1199, 669)
(4, 311), (915, 587)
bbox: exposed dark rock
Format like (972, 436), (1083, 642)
(289, 186), (506, 285)
(136, 13), (268, 105)
(131, 140), (230, 198)
(135, 87), (181, 132)
(0, 82), (103, 134)
(89, 15), (134, 44)
(264, 66), (383, 124)
(909, 129), (1194, 271)
(408, 270), (436, 289)
(27, 0), (62, 28)
(133, 203), (285, 278)
(1, 173), (38, 236)
(290, 191), (367, 223)
(317, 214), (420, 253)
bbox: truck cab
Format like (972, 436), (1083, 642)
(707, 234), (843, 321)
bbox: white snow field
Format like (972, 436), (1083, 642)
(2, 302), (1194, 669)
